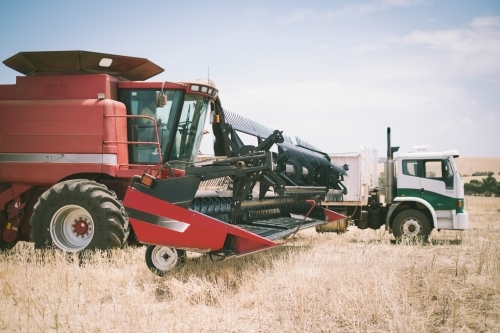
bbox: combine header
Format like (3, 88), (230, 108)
(124, 109), (347, 274)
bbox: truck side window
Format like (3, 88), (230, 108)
(423, 160), (442, 178)
(402, 160), (419, 176)
(422, 159), (454, 189)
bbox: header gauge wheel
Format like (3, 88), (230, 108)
(145, 245), (186, 276)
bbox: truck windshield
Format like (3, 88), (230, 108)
(168, 94), (210, 168)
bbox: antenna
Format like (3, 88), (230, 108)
(208, 66), (210, 84)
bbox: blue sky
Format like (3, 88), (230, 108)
(1, 0), (499, 157)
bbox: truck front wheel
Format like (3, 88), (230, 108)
(30, 180), (129, 252)
(392, 209), (432, 240)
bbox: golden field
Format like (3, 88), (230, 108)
(454, 157), (500, 177)
(455, 157), (500, 183)
(0, 195), (499, 332)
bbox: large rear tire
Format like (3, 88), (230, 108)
(30, 179), (129, 252)
(145, 245), (186, 276)
(392, 209), (432, 240)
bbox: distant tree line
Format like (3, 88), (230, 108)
(462, 171), (500, 177)
(464, 172), (500, 197)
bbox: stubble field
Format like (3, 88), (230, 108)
(0, 196), (499, 332)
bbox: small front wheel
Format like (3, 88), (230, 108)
(392, 209), (432, 240)
(145, 245), (185, 276)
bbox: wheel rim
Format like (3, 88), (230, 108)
(50, 205), (94, 252)
(151, 246), (178, 272)
(401, 217), (422, 237)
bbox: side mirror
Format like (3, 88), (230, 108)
(156, 91), (167, 108)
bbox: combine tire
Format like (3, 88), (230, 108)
(30, 180), (129, 252)
(392, 209), (432, 240)
(145, 245), (186, 276)
(0, 239), (16, 251)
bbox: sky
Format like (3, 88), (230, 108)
(1, 0), (499, 157)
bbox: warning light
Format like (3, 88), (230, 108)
(140, 174), (156, 188)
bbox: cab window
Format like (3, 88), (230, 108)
(402, 160), (419, 176)
(422, 159), (454, 189)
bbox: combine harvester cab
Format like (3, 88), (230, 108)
(124, 109), (346, 275)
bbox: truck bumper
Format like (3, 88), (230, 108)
(455, 212), (468, 230)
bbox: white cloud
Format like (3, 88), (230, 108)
(337, 0), (424, 16)
(316, 44), (328, 51)
(216, 78), (480, 154)
(470, 16), (500, 29)
(352, 42), (388, 55)
(246, 9), (271, 19)
(397, 28), (500, 55)
(382, 0), (424, 7)
(389, 16), (500, 77)
(279, 0), (425, 24)
(279, 8), (315, 24)
(486, 112), (497, 128)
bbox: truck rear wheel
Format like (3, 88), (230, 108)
(392, 209), (432, 240)
(145, 245), (186, 276)
(30, 180), (129, 252)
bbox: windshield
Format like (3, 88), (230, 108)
(120, 90), (209, 166)
(121, 89), (184, 164)
(169, 94), (210, 167)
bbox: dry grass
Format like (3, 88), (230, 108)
(0, 196), (499, 332)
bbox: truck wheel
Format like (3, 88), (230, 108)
(392, 209), (432, 240)
(145, 245), (186, 276)
(30, 179), (129, 252)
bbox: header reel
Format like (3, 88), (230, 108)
(185, 109), (348, 225)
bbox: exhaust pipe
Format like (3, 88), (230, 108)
(384, 127), (397, 204)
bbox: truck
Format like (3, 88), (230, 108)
(0, 50), (346, 274)
(317, 128), (469, 239)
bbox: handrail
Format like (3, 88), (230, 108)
(104, 114), (163, 164)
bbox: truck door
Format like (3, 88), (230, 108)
(420, 159), (456, 211)
(399, 159), (421, 196)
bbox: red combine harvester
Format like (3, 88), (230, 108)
(0, 51), (346, 275)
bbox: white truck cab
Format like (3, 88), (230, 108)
(387, 148), (468, 238)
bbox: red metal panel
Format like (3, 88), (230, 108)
(322, 207), (347, 222)
(124, 187), (276, 253)
(0, 100), (104, 154)
(2, 135), (103, 154)
(15, 74), (117, 100)
(101, 164), (120, 178)
(102, 100), (129, 165)
(1, 163), (102, 185)
(0, 85), (15, 100)
(233, 236), (277, 255)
